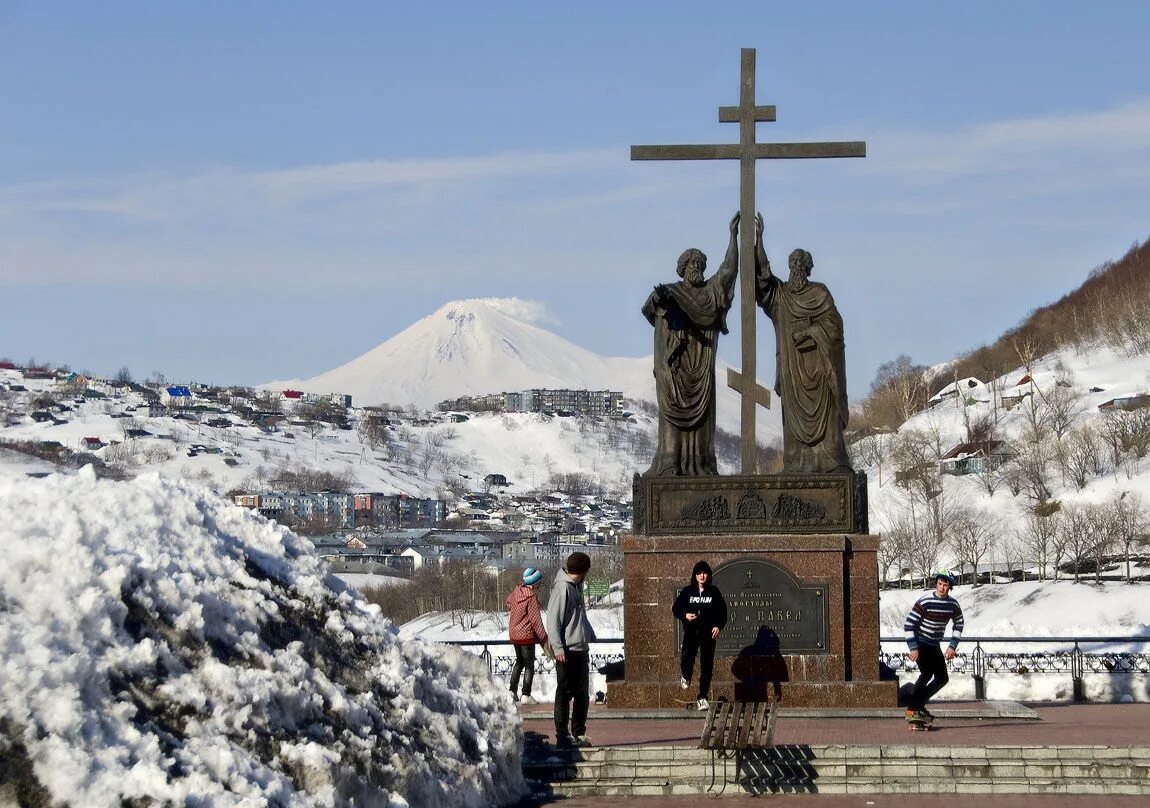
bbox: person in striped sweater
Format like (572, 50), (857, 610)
(903, 569), (964, 722)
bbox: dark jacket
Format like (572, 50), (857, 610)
(672, 582), (728, 638)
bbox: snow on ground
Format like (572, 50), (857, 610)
(330, 571), (410, 589)
(0, 470), (525, 807)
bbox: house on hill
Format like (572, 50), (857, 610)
(162, 386), (193, 408)
(1099, 394), (1150, 412)
(939, 440), (1013, 476)
(928, 377), (985, 407)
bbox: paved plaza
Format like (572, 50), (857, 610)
(516, 701), (1150, 804)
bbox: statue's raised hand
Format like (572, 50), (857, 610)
(729, 211), (740, 235)
(755, 212), (764, 241)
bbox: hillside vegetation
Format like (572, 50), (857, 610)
(857, 235), (1150, 431)
(851, 235), (1150, 588)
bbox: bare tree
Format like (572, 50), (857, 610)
(1004, 440), (1055, 505)
(971, 451), (1007, 497)
(948, 506), (997, 586)
(861, 354), (932, 428)
(1058, 424), (1103, 490)
(1015, 387), (1051, 446)
(1018, 503), (1061, 581)
(1036, 377), (1085, 442)
(254, 391), (283, 413)
(998, 532), (1026, 583)
(357, 415), (392, 455)
(1108, 490), (1149, 582)
(1058, 502), (1112, 583)
(849, 432), (890, 486)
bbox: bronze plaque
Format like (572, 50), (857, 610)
(673, 558), (828, 655)
(634, 472), (868, 536)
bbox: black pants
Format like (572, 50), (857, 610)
(681, 631), (716, 700)
(909, 644), (949, 710)
(554, 651), (590, 738)
(509, 644), (536, 696)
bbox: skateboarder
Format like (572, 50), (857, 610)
(672, 560), (728, 711)
(545, 552), (596, 747)
(506, 567), (548, 704)
(903, 568), (964, 725)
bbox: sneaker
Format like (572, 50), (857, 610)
(696, 698), (710, 711)
(918, 706), (934, 720)
(555, 733), (572, 747)
(571, 735), (591, 747)
(509, 691), (519, 703)
(680, 676), (690, 690)
(520, 694), (536, 705)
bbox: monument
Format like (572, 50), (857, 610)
(609, 48), (896, 709)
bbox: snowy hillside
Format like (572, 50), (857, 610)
(0, 470), (525, 807)
(0, 383), (663, 498)
(264, 296), (782, 446)
(864, 344), (1150, 581)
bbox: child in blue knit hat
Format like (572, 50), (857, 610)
(505, 567), (549, 704)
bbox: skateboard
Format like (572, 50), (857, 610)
(674, 697), (708, 710)
(906, 712), (935, 731)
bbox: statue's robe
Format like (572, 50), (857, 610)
(757, 273), (852, 473)
(642, 263), (736, 476)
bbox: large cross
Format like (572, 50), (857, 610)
(632, 48), (865, 474)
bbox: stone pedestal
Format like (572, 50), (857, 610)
(607, 532), (897, 709)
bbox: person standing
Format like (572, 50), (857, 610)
(506, 567), (548, 705)
(545, 552), (596, 747)
(641, 212), (740, 476)
(903, 569), (965, 723)
(672, 560), (728, 711)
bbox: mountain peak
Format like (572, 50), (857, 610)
(265, 296), (780, 446)
(434, 297), (555, 327)
(274, 297), (634, 408)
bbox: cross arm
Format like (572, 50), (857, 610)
(631, 141), (866, 161)
(718, 105), (776, 122)
(727, 368), (772, 410)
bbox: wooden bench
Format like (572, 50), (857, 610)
(699, 700), (779, 749)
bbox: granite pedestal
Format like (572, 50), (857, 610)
(608, 531), (897, 709)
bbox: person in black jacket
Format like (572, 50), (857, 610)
(671, 560), (728, 710)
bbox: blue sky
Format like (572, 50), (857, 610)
(2, 2), (1149, 400)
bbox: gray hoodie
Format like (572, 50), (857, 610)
(544, 569), (596, 653)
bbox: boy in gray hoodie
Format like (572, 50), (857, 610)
(545, 551), (596, 747)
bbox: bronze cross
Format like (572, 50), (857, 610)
(632, 48), (865, 474)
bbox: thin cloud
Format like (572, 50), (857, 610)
(0, 148), (621, 222)
(864, 100), (1150, 181)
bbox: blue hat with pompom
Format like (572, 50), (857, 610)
(523, 567), (543, 585)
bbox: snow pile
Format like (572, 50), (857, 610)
(0, 469), (524, 807)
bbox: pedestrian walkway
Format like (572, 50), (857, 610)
(519, 701), (1149, 747)
(517, 702), (1150, 801)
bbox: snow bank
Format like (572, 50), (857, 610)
(0, 468), (524, 807)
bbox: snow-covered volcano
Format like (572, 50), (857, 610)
(270, 298), (646, 408)
(267, 296), (782, 445)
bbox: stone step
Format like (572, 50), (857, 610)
(524, 744), (1150, 797)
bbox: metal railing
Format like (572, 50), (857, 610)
(441, 635), (1150, 702)
(879, 635), (1150, 702)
